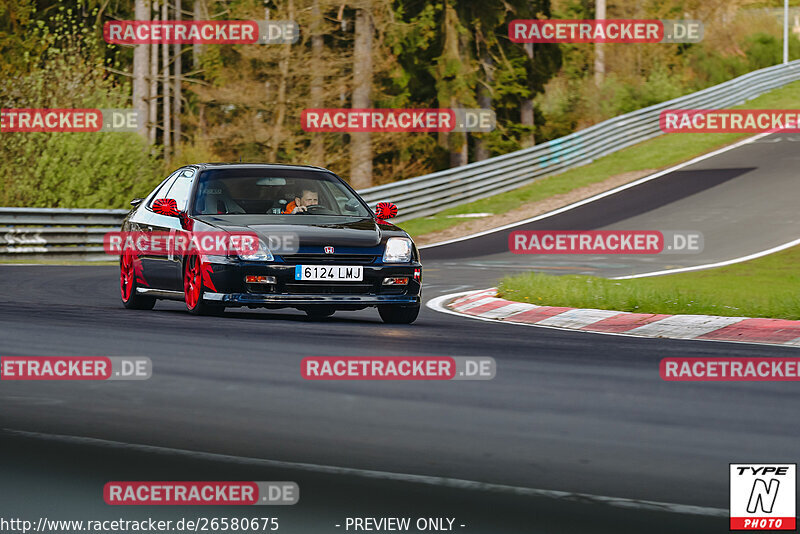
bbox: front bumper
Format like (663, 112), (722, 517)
(203, 258), (422, 309)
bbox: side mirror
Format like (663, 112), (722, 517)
(152, 198), (181, 218)
(375, 202), (398, 220)
(130, 198), (144, 208)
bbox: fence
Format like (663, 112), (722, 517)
(0, 208), (128, 261)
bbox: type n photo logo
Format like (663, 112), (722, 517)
(730, 464), (796, 530)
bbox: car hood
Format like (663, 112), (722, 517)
(193, 214), (388, 247)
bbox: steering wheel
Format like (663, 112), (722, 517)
(301, 204), (336, 215)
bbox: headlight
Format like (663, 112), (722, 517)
(382, 237), (412, 263)
(238, 239), (274, 261)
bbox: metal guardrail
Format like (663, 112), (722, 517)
(0, 208), (129, 261)
(3, 60), (800, 259)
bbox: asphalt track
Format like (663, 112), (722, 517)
(422, 131), (800, 282)
(1, 132), (800, 532)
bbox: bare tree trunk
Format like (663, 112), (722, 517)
(451, 9), (470, 167)
(269, 0), (294, 161)
(193, 0), (208, 148)
(520, 42), (535, 147)
(438, 2), (465, 167)
(162, 0), (171, 158)
(149, 0), (159, 145)
(173, 0), (182, 155)
(133, 0), (150, 139)
(199, 105), (206, 140)
(349, 8), (373, 189)
(594, 0), (606, 87)
(338, 5), (348, 107)
(475, 53), (493, 161)
(193, 0), (208, 68)
(449, 95), (467, 167)
(309, 0), (325, 164)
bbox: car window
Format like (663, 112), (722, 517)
(162, 170), (195, 211)
(146, 170), (182, 210)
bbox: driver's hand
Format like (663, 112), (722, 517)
(291, 205), (307, 214)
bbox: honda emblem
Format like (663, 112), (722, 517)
(324, 246), (334, 254)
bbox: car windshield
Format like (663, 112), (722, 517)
(191, 168), (373, 217)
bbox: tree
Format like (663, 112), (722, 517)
(309, 0), (325, 164)
(193, 0), (208, 66)
(594, 0), (605, 86)
(173, 0), (183, 154)
(435, 0), (474, 167)
(475, 51), (494, 161)
(350, 5), (374, 188)
(486, 0), (560, 152)
(269, 0), (295, 161)
(161, 0), (170, 157)
(149, 0), (158, 145)
(520, 42), (535, 147)
(133, 0), (150, 139)
(0, 0), (39, 78)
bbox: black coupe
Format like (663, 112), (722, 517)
(119, 163), (422, 324)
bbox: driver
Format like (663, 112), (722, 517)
(284, 188), (319, 214)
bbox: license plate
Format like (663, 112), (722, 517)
(294, 265), (363, 281)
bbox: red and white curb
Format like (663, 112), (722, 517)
(427, 288), (800, 348)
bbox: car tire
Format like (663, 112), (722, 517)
(378, 303), (420, 324)
(183, 255), (224, 316)
(120, 250), (156, 310)
(305, 306), (336, 320)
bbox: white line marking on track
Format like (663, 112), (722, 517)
(612, 237), (800, 279)
(1, 428), (727, 518)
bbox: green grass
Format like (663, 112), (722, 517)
(398, 80), (800, 238)
(498, 246), (800, 320)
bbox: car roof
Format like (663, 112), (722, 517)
(190, 163), (331, 172)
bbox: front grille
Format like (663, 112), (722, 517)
(281, 254), (378, 265)
(283, 283), (374, 295)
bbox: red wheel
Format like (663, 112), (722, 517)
(120, 249), (134, 301)
(184, 254), (202, 310)
(183, 255), (224, 316)
(120, 249), (155, 310)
